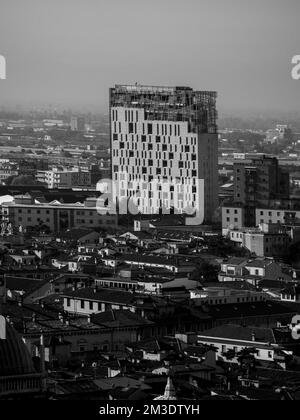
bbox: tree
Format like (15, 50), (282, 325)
(237, 347), (258, 378)
(7, 175), (42, 186)
(81, 152), (90, 159)
(61, 150), (72, 158)
(286, 241), (300, 268)
(191, 261), (219, 284)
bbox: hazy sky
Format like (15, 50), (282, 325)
(0, 0), (299, 113)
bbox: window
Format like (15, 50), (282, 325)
(80, 300), (85, 309)
(147, 124), (153, 135)
(66, 298), (71, 307)
(89, 301), (93, 310)
(129, 123), (134, 133)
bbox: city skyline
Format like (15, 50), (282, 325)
(1, 0), (300, 404)
(0, 0), (300, 113)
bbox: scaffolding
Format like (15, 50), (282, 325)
(110, 84), (218, 134)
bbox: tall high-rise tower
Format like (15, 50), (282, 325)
(110, 84), (218, 224)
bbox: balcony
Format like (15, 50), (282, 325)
(0, 373), (43, 397)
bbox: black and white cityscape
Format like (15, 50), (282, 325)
(1, 0), (300, 407)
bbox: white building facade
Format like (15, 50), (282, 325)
(110, 85), (218, 224)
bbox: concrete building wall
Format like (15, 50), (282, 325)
(197, 338), (275, 363)
(2, 204), (117, 233)
(63, 297), (134, 315)
(222, 206), (244, 230)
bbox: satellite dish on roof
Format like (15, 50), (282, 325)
(92, 362), (97, 368)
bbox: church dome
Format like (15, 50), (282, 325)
(0, 321), (35, 377)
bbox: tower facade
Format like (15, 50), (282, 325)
(233, 155), (290, 207)
(110, 85), (218, 224)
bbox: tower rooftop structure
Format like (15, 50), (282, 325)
(110, 84), (218, 134)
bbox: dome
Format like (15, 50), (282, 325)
(0, 321), (36, 377)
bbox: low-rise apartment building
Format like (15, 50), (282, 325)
(219, 256), (294, 285)
(190, 287), (267, 306)
(36, 167), (91, 189)
(96, 273), (198, 295)
(197, 324), (293, 365)
(0, 160), (19, 184)
(1, 195), (117, 233)
(62, 287), (172, 320)
(226, 223), (300, 258)
(222, 204), (300, 232)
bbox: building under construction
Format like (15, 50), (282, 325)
(110, 84), (218, 135)
(110, 84), (219, 224)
